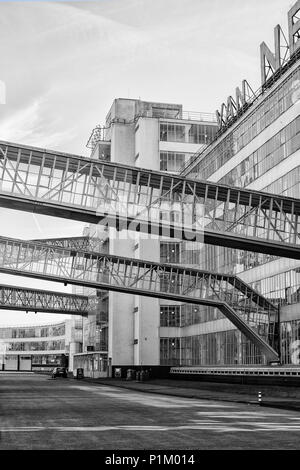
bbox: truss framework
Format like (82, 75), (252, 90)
(33, 236), (108, 252)
(0, 141), (299, 258)
(0, 284), (90, 315)
(0, 235), (279, 362)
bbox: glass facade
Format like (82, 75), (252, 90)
(83, 309), (108, 352)
(160, 331), (265, 366)
(160, 152), (192, 172)
(281, 320), (300, 364)
(5, 339), (65, 351)
(160, 305), (181, 327)
(188, 64), (300, 180)
(0, 323), (65, 339)
(219, 116), (300, 188)
(265, 165), (300, 197)
(160, 122), (217, 144)
(252, 269), (300, 306)
(0, 320), (82, 370)
(73, 352), (108, 377)
(31, 354), (64, 365)
(160, 242), (181, 264)
(160, 304), (223, 328)
(181, 304), (223, 325)
(161, 63), (300, 367)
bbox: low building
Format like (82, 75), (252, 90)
(0, 317), (83, 372)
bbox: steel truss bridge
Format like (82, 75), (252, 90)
(0, 141), (299, 258)
(0, 234), (279, 362)
(0, 283), (90, 315)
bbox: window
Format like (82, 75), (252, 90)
(160, 242), (180, 263)
(160, 305), (181, 327)
(160, 122), (217, 144)
(160, 152), (187, 172)
(219, 116), (300, 189)
(189, 66), (300, 180)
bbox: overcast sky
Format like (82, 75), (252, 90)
(0, 0), (295, 325)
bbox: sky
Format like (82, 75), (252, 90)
(0, 0), (296, 325)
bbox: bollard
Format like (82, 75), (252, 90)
(258, 391), (262, 404)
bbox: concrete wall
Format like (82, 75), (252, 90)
(109, 100), (136, 365)
(103, 98), (219, 366)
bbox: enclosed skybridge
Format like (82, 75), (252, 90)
(0, 235), (279, 362)
(0, 284), (90, 315)
(0, 141), (300, 259)
(32, 235), (107, 252)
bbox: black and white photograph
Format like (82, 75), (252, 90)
(0, 0), (300, 456)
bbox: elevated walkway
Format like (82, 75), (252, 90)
(0, 141), (299, 258)
(0, 283), (89, 315)
(0, 235), (279, 362)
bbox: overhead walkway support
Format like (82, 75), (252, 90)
(0, 284), (90, 315)
(0, 141), (299, 258)
(33, 235), (107, 252)
(0, 235), (279, 362)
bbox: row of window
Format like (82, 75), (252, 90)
(264, 165), (300, 197)
(31, 354), (65, 365)
(252, 268), (300, 306)
(0, 324), (66, 339)
(160, 304), (222, 327)
(188, 65), (300, 180)
(219, 116), (300, 188)
(160, 319), (300, 366)
(160, 242), (181, 264)
(281, 320), (300, 364)
(160, 330), (266, 366)
(187, 165), (300, 277)
(160, 123), (217, 144)
(3, 340), (65, 351)
(160, 152), (192, 172)
(73, 353), (108, 374)
(160, 243), (205, 266)
(197, 243), (277, 275)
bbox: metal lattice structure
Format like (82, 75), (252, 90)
(0, 141), (299, 258)
(0, 235), (279, 362)
(33, 236), (107, 252)
(0, 284), (90, 315)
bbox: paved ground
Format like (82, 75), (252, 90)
(88, 377), (300, 409)
(1, 373), (300, 450)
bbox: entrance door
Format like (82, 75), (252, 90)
(19, 356), (32, 371)
(5, 355), (18, 370)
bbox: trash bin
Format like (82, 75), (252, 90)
(76, 368), (84, 379)
(114, 367), (122, 378)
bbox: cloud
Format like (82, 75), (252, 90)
(0, 92), (76, 149)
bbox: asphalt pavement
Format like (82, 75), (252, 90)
(1, 373), (300, 450)
(86, 377), (300, 411)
